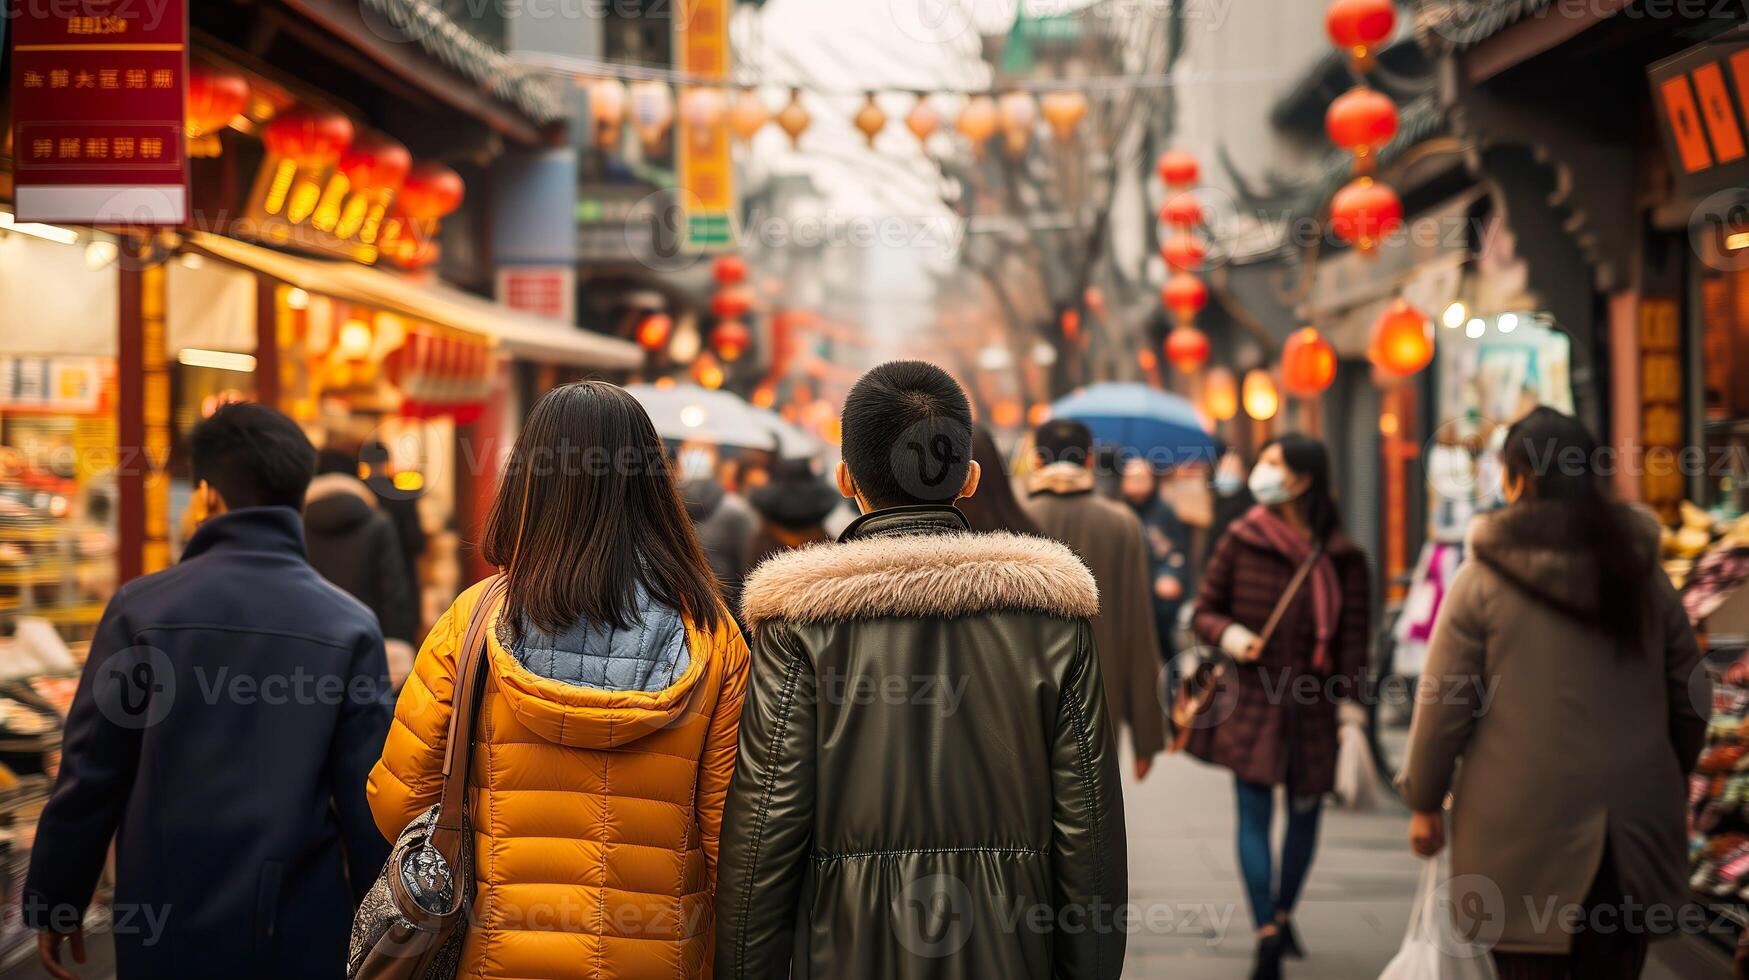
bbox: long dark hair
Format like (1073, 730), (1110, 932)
(481, 382), (724, 639)
(958, 427), (1043, 536)
(1501, 407), (1647, 639)
(1264, 433), (1340, 543)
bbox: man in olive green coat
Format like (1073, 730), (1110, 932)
(1025, 419), (1167, 778)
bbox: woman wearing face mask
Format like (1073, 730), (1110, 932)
(1189, 434), (1373, 980)
(1400, 408), (1705, 979)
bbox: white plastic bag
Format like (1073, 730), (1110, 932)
(1334, 719), (1380, 811)
(1379, 858), (1499, 980)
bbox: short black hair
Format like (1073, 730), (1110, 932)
(841, 360), (973, 508)
(1034, 418), (1093, 466)
(188, 402), (316, 509)
(315, 448), (356, 477)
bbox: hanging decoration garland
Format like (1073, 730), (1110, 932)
(906, 95), (942, 144)
(854, 92), (887, 146)
(956, 95), (999, 154)
(1156, 150), (1210, 373)
(1323, 0), (1400, 257)
(776, 88), (810, 147)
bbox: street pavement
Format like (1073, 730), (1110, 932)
(1120, 747), (1732, 979)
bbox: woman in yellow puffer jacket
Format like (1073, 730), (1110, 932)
(368, 381), (749, 980)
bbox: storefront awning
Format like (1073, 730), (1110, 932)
(186, 232), (642, 371)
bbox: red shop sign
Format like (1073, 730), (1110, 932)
(8, 0), (189, 224)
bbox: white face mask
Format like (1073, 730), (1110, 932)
(1248, 462), (1300, 506)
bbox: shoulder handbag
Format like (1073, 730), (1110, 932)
(348, 575), (507, 980)
(1169, 543), (1322, 754)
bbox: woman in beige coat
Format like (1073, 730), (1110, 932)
(1401, 408), (1708, 979)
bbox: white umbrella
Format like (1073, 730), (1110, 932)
(626, 384), (821, 459)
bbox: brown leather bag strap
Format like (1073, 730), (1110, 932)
(1255, 541), (1323, 652)
(432, 575), (507, 850)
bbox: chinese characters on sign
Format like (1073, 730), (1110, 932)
(8, 0), (189, 223)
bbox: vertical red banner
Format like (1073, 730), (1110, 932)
(8, 0), (189, 223)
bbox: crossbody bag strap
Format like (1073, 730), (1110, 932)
(431, 575), (507, 858)
(1254, 541), (1323, 652)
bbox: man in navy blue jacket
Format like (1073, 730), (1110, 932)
(24, 402), (392, 979)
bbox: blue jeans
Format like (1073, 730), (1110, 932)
(1234, 778), (1323, 929)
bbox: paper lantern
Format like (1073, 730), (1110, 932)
(1281, 327), (1338, 397)
(1326, 86), (1399, 162)
(957, 95), (998, 149)
(695, 354), (725, 390)
(1368, 300), (1434, 377)
(711, 320), (751, 362)
(1165, 325), (1210, 374)
(1204, 367), (1239, 421)
(777, 88), (810, 147)
(1157, 149), (1199, 188)
(1060, 308), (1082, 342)
(398, 162), (464, 220)
(263, 107), (354, 165)
(998, 91), (1037, 156)
(1330, 177), (1402, 253)
(1137, 348), (1158, 373)
(711, 285), (755, 319)
(680, 87), (727, 149)
(340, 131), (411, 193)
(713, 254), (748, 285)
(630, 80), (676, 150)
(1160, 192), (1204, 228)
(1160, 233), (1207, 272)
(906, 95), (941, 143)
(730, 89), (769, 142)
(1242, 369), (1279, 420)
(186, 64), (249, 138)
(636, 313), (673, 351)
(1161, 273), (1209, 318)
(1039, 90), (1088, 142)
(589, 78), (628, 147)
(854, 92), (887, 146)
(1327, 0), (1397, 65)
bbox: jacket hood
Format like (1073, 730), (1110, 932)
(740, 529), (1099, 629)
(1467, 500), (1662, 615)
(1026, 461), (1096, 497)
(483, 590), (709, 750)
(303, 473), (377, 534)
(681, 479), (725, 521)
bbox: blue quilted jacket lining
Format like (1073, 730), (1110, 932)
(506, 591), (691, 694)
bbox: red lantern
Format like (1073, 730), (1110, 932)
(1161, 273), (1209, 318)
(1281, 327), (1338, 397)
(1368, 300), (1434, 377)
(1329, 177), (1402, 253)
(1157, 149), (1199, 188)
(1326, 0), (1396, 58)
(1159, 192), (1205, 228)
(398, 161), (465, 220)
(1060, 308), (1082, 342)
(1165, 325), (1210, 374)
(186, 64), (249, 138)
(262, 107), (355, 166)
(711, 320), (751, 362)
(1160, 234), (1207, 272)
(1326, 87), (1399, 158)
(636, 313), (673, 351)
(340, 131), (412, 194)
(713, 254), (748, 286)
(711, 285), (755, 319)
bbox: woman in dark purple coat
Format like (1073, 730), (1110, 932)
(1189, 434), (1372, 980)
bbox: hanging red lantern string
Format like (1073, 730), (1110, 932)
(340, 131), (412, 196)
(186, 64), (250, 144)
(1326, 0), (1397, 72)
(713, 254), (749, 286)
(1326, 86), (1399, 172)
(710, 284), (756, 320)
(1368, 299), (1434, 378)
(263, 107), (355, 166)
(398, 161), (465, 220)
(636, 313), (674, 351)
(1159, 191), (1205, 228)
(1330, 176), (1402, 255)
(1157, 149), (1200, 189)
(1161, 273), (1209, 322)
(1165, 324), (1210, 374)
(711, 320), (751, 362)
(1281, 327), (1338, 397)
(1160, 233), (1207, 272)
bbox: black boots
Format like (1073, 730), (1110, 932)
(1250, 930), (1286, 980)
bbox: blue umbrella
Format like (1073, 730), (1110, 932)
(1049, 383), (1217, 467)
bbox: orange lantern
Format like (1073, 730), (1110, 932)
(729, 89), (769, 142)
(1165, 325), (1210, 374)
(906, 95), (941, 143)
(1060, 308), (1082, 342)
(1160, 233), (1207, 271)
(263, 107), (354, 165)
(695, 354), (725, 390)
(340, 131), (412, 194)
(1039, 90), (1088, 142)
(1242, 369), (1279, 420)
(1326, 0), (1397, 66)
(776, 88), (810, 147)
(1326, 86), (1399, 163)
(636, 313), (673, 351)
(1329, 177), (1402, 253)
(186, 64), (249, 138)
(1159, 191), (1204, 228)
(991, 399), (1023, 429)
(1368, 299), (1434, 377)
(711, 320), (751, 362)
(957, 95), (998, 149)
(398, 161), (464, 220)
(713, 254), (748, 285)
(1161, 273), (1209, 319)
(711, 285), (755, 319)
(1204, 367), (1239, 421)
(1137, 348), (1159, 373)
(1281, 327), (1338, 397)
(854, 92), (887, 146)
(588, 78), (628, 148)
(1157, 149), (1199, 188)
(998, 91), (1037, 156)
